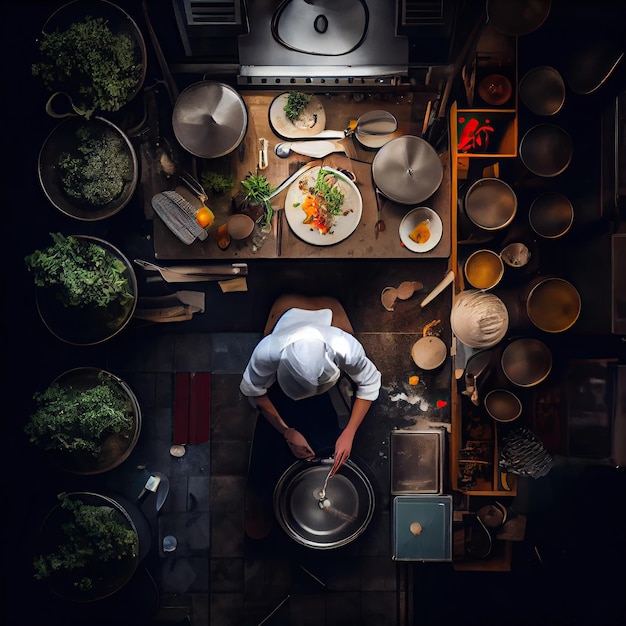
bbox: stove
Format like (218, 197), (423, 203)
(238, 0), (409, 86)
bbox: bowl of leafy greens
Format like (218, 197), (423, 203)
(33, 0), (146, 119)
(38, 116), (138, 221)
(25, 233), (138, 345)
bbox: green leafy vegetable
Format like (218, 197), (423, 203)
(24, 233), (133, 308)
(25, 372), (134, 457)
(241, 173), (275, 229)
(314, 168), (345, 215)
(284, 91), (311, 122)
(33, 493), (137, 591)
(32, 15), (143, 118)
(201, 171), (237, 195)
(59, 125), (133, 206)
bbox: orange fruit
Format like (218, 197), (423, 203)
(196, 206), (215, 229)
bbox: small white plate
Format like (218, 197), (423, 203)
(399, 207), (443, 253)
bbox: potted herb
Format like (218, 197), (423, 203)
(25, 233), (138, 345)
(26, 367), (141, 475)
(34, 491), (148, 602)
(240, 173), (276, 230)
(33, 1), (146, 119)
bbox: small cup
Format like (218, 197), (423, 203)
(227, 214), (255, 240)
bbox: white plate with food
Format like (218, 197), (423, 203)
(269, 92), (326, 139)
(399, 207), (443, 253)
(284, 166), (363, 246)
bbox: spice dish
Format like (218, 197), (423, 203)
(399, 207), (443, 253)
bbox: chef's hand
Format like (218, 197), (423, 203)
(331, 430), (354, 475)
(284, 428), (315, 460)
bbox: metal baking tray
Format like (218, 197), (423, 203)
(391, 428), (445, 495)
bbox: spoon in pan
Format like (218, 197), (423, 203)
(317, 464), (336, 501)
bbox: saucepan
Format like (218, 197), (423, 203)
(273, 457), (375, 549)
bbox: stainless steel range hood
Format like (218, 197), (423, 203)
(237, 0), (409, 86)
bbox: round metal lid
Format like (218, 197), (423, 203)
(372, 136), (443, 205)
(172, 81), (248, 159)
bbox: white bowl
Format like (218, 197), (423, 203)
(399, 207), (443, 253)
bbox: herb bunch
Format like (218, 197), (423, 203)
(201, 171), (237, 195)
(32, 15), (143, 118)
(284, 91), (312, 122)
(24, 233), (133, 308)
(25, 373), (134, 457)
(241, 173), (275, 229)
(314, 168), (346, 215)
(59, 125), (133, 206)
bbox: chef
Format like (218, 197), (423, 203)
(240, 306), (381, 475)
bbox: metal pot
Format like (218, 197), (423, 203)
(484, 389), (522, 422)
(464, 249), (504, 290)
(34, 235), (138, 346)
(172, 81), (248, 159)
(273, 458), (375, 549)
(40, 0), (147, 117)
(529, 192), (574, 238)
(36, 491), (150, 603)
(464, 178), (517, 231)
(501, 338), (552, 387)
(38, 116), (138, 221)
(520, 124), (573, 177)
(372, 136), (443, 205)
(519, 66), (566, 116)
(486, 0), (551, 36)
(526, 277), (581, 333)
(48, 367), (142, 475)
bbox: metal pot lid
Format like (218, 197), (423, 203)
(172, 81), (248, 159)
(273, 459), (375, 549)
(372, 136), (443, 205)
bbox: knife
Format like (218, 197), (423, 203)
(135, 259), (248, 282)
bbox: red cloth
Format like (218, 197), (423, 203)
(174, 372), (211, 444)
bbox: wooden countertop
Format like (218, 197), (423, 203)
(152, 91), (451, 261)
